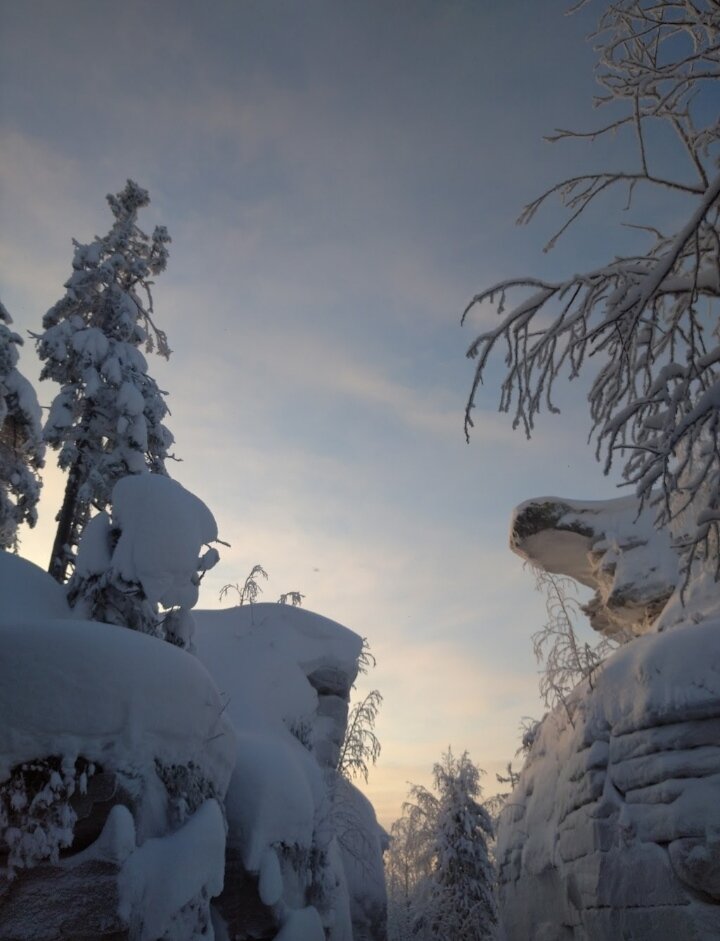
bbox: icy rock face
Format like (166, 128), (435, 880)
(497, 606), (720, 935)
(0, 594), (236, 939)
(195, 603), (386, 941)
(511, 494), (679, 638)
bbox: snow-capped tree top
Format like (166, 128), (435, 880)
(42, 179), (171, 358)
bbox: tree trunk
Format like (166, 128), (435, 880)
(48, 461), (81, 583)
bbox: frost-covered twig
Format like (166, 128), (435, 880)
(219, 563), (268, 606)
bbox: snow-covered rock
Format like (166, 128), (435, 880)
(511, 495), (678, 637)
(0, 618), (235, 789)
(498, 494), (720, 939)
(194, 602), (385, 940)
(0, 554), (388, 939)
(0, 552), (236, 939)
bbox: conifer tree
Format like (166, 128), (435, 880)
(0, 299), (44, 550)
(407, 750), (496, 941)
(35, 180), (173, 581)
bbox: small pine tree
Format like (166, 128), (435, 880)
(36, 180), (173, 582)
(409, 750), (496, 941)
(0, 299), (44, 550)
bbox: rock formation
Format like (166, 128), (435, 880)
(0, 614), (236, 940)
(195, 602), (388, 941)
(497, 494), (720, 940)
(0, 553), (388, 940)
(511, 495), (677, 639)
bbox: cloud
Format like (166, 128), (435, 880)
(0, 2), (629, 840)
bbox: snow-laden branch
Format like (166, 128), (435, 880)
(463, 0), (720, 573)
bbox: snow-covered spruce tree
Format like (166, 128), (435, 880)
(404, 749), (496, 941)
(35, 180), (172, 582)
(463, 1), (720, 576)
(0, 299), (44, 550)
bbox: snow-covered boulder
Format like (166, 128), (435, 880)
(0, 612), (236, 939)
(195, 602), (380, 940)
(511, 495), (678, 638)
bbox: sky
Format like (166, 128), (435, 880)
(0, 0), (653, 828)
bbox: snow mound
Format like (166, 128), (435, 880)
(118, 798), (226, 941)
(0, 551), (72, 625)
(195, 603), (362, 751)
(0, 618), (236, 790)
(223, 733), (320, 872)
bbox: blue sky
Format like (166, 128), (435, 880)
(0, 0), (647, 825)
